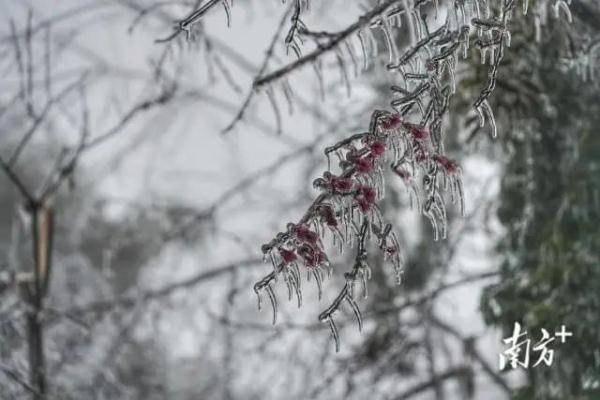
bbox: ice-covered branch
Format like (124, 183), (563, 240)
(155, 0), (231, 43)
(254, 0), (429, 88)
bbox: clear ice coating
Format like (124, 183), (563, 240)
(250, 0), (572, 351)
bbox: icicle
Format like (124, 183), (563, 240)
(269, 251), (277, 272)
(357, 30), (369, 70)
(281, 79), (295, 114)
(426, 210), (439, 241)
(474, 0), (482, 34)
(381, 16), (399, 64)
(447, 60), (456, 94)
(285, 273), (293, 301)
(480, 47), (488, 64)
(534, 15), (542, 42)
(412, 8), (422, 42)
(290, 268), (302, 308)
(553, 1), (572, 23)
(523, 0), (529, 15)
(312, 60), (326, 100)
(361, 271), (368, 299)
(222, 0), (231, 27)
(433, 202), (447, 240)
(335, 49), (352, 97)
(265, 284), (278, 325)
(458, 0), (467, 27)
(266, 86), (282, 134)
(475, 104), (485, 127)
(366, 27), (378, 59)
(455, 176), (465, 217)
(489, 44), (496, 66)
(313, 269), (323, 300)
(481, 99), (497, 138)
(346, 295), (363, 333)
(395, 267), (403, 285)
(450, 1), (459, 30)
(292, 262), (301, 288)
(255, 288), (263, 310)
(402, 0), (417, 46)
(344, 41), (359, 78)
(326, 316), (340, 352)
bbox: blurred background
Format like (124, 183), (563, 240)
(0, 1), (598, 399)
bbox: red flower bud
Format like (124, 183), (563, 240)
(294, 225), (319, 245)
(381, 114), (403, 130)
(358, 185), (377, 204)
(433, 154), (459, 174)
(356, 196), (371, 213)
(393, 167), (411, 181)
(319, 205), (338, 228)
(331, 177), (354, 192)
(409, 125), (429, 140)
(354, 156), (375, 174)
(369, 140), (386, 157)
(279, 248), (297, 264)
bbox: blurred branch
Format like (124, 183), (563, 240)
(0, 156), (34, 203)
(163, 132), (326, 241)
(391, 366), (470, 400)
(81, 87), (176, 152)
(430, 313), (512, 395)
(155, 0), (226, 43)
(253, 0), (428, 88)
(59, 258), (261, 317)
(0, 362), (42, 397)
(221, 3), (293, 134)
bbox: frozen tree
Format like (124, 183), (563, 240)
(0, 0), (597, 399)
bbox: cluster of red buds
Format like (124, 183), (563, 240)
(249, 0), (563, 352)
(254, 109), (465, 351)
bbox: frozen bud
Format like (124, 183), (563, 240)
(354, 156), (375, 174)
(313, 177), (328, 190)
(356, 196), (372, 213)
(369, 140), (387, 157)
(319, 205), (338, 227)
(415, 147), (430, 163)
(279, 248), (297, 264)
(358, 185), (377, 204)
(331, 176), (354, 192)
(381, 113), (403, 130)
(393, 167), (411, 181)
(346, 148), (361, 162)
(355, 185), (376, 213)
(298, 244), (327, 268)
(313, 250), (328, 267)
(294, 225), (319, 245)
(433, 154), (459, 174)
(408, 125), (429, 140)
(426, 60), (438, 71)
(339, 160), (353, 170)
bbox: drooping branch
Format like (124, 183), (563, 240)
(250, 0), (566, 352)
(254, 0), (429, 89)
(155, 0), (231, 43)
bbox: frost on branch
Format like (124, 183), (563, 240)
(250, 0), (571, 351)
(253, 109), (465, 351)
